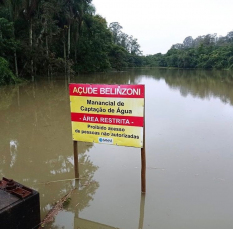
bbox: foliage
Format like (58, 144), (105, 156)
(109, 45), (128, 71)
(0, 0), (143, 82)
(0, 57), (18, 85)
(109, 22), (142, 55)
(0, 17), (18, 63)
(143, 32), (233, 70)
(3, 0), (233, 78)
(75, 14), (112, 72)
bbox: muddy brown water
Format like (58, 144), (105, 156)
(1, 69), (233, 229)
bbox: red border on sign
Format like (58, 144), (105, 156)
(71, 113), (144, 127)
(69, 84), (144, 98)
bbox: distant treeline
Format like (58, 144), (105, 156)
(143, 33), (233, 69)
(1, 0), (233, 85)
(0, 0), (141, 84)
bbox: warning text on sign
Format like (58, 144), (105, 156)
(69, 84), (145, 148)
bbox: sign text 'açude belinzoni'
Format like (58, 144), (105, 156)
(69, 84), (145, 148)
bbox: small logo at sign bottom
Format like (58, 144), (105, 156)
(98, 137), (113, 144)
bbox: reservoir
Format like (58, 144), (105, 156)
(0, 68), (233, 228)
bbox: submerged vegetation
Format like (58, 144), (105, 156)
(1, 0), (233, 85)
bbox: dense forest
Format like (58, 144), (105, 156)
(0, 0), (142, 84)
(1, 0), (233, 85)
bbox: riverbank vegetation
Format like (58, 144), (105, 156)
(0, 0), (142, 85)
(143, 33), (233, 69)
(1, 1), (233, 85)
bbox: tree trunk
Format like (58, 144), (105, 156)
(46, 29), (49, 57)
(68, 23), (71, 59)
(64, 32), (67, 74)
(46, 20), (49, 76)
(74, 28), (79, 63)
(12, 26), (19, 78)
(30, 18), (34, 81)
(74, 39), (77, 63)
(14, 50), (19, 78)
(67, 25), (71, 81)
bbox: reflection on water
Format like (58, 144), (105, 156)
(75, 69), (233, 107)
(131, 68), (233, 105)
(1, 69), (233, 228)
(9, 140), (18, 168)
(0, 81), (99, 222)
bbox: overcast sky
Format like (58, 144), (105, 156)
(92, 0), (233, 55)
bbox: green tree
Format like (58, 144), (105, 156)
(0, 57), (17, 84)
(75, 14), (112, 72)
(109, 45), (128, 71)
(109, 22), (122, 45)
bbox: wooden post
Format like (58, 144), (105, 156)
(141, 147), (146, 193)
(73, 140), (79, 179)
(141, 96), (146, 193)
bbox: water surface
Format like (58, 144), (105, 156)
(1, 69), (233, 229)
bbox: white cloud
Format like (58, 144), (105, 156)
(92, 0), (233, 55)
